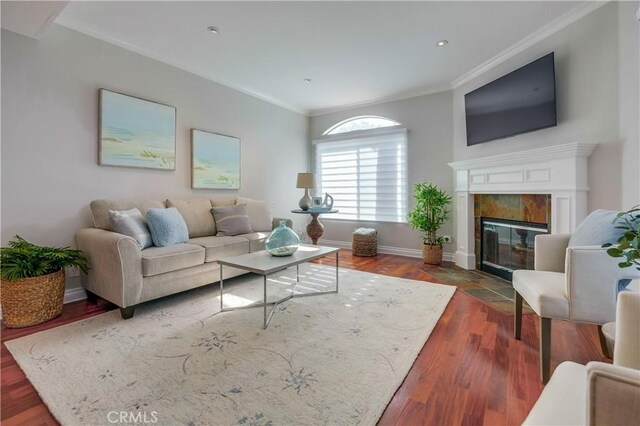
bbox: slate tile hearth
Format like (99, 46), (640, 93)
(427, 267), (533, 315)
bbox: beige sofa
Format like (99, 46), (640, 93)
(75, 197), (289, 319)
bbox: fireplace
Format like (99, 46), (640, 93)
(480, 217), (548, 280)
(448, 143), (597, 270)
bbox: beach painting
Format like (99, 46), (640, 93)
(99, 89), (176, 170)
(191, 130), (240, 189)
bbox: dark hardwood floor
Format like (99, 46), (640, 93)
(1, 251), (608, 425)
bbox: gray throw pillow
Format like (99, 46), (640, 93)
(211, 204), (253, 236)
(146, 207), (189, 247)
(108, 208), (153, 249)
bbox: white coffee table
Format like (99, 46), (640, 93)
(217, 245), (340, 328)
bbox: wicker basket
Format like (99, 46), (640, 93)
(353, 231), (378, 257)
(422, 244), (443, 265)
(0, 269), (65, 328)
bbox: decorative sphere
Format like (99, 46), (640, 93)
(265, 221), (300, 256)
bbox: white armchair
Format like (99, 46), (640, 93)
(523, 291), (640, 425)
(513, 233), (640, 383)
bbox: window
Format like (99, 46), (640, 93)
(314, 120), (407, 223)
(323, 116), (401, 135)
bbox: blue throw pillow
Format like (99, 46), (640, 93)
(146, 207), (189, 247)
(568, 209), (624, 247)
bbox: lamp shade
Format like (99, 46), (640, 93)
(296, 172), (316, 189)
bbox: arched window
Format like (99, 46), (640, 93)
(323, 115), (401, 135)
(314, 116), (407, 223)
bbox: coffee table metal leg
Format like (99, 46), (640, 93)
(336, 251), (339, 293)
(263, 275), (267, 329)
(220, 266), (224, 311)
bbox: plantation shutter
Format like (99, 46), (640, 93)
(314, 128), (408, 223)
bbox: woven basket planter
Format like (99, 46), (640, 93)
(353, 232), (378, 257)
(422, 244), (443, 265)
(0, 269), (65, 328)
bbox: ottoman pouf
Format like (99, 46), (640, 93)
(352, 228), (377, 257)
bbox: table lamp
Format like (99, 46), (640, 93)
(296, 172), (316, 210)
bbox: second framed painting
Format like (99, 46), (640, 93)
(191, 129), (241, 189)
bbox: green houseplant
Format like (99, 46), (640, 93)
(0, 235), (89, 328)
(603, 206), (640, 270)
(407, 183), (452, 265)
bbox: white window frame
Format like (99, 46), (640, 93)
(313, 125), (408, 224)
(323, 115), (402, 136)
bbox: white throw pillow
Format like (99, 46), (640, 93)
(236, 197), (273, 232)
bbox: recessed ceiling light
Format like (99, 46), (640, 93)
(436, 40), (448, 47)
(207, 26), (220, 34)
(304, 79), (312, 83)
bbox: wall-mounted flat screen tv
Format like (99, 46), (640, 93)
(465, 52), (557, 146)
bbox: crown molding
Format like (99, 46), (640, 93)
(451, 1), (609, 89)
(447, 142), (598, 171)
(53, 19), (310, 116)
(309, 84), (452, 117)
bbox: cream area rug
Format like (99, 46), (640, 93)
(6, 264), (455, 426)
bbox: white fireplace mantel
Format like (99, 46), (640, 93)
(447, 142), (597, 269)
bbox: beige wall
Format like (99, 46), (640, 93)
(310, 91), (454, 256)
(453, 2), (629, 211)
(618, 1), (640, 209)
(1, 25), (309, 290)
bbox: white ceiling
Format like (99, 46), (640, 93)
(51, 1), (592, 116)
(1, 1), (68, 39)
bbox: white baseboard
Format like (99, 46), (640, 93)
(64, 286), (87, 304)
(320, 239), (454, 262)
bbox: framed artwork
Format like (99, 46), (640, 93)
(191, 129), (241, 189)
(99, 89), (176, 170)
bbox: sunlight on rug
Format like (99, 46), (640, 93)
(6, 265), (455, 425)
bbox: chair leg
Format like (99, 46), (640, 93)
(597, 324), (612, 359)
(540, 317), (552, 384)
(514, 291), (523, 340)
(119, 306), (136, 320)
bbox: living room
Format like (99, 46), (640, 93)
(1, 1), (639, 425)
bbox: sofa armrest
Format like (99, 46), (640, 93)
(534, 234), (570, 273)
(272, 217), (293, 230)
(565, 246), (640, 323)
(586, 361), (640, 425)
(75, 228), (143, 308)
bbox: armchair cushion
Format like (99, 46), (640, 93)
(513, 270), (568, 319)
(569, 209), (623, 247)
(523, 361), (587, 425)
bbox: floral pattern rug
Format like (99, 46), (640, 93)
(6, 264), (455, 425)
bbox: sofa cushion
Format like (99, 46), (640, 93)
(166, 198), (217, 238)
(211, 198), (236, 208)
(141, 243), (205, 276)
(90, 199), (165, 231)
(188, 236), (250, 262)
(211, 205), (252, 236)
(237, 232), (270, 252)
(147, 207), (189, 247)
(569, 210), (624, 247)
(236, 197), (273, 232)
(108, 208), (153, 249)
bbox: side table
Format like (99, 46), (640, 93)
(291, 209), (338, 245)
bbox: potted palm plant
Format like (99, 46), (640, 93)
(408, 183), (452, 265)
(0, 236), (89, 328)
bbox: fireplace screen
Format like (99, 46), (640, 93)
(481, 217), (549, 280)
